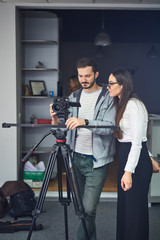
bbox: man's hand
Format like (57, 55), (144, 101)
(150, 156), (160, 173)
(121, 171), (132, 191)
(65, 117), (85, 130)
(49, 103), (58, 125)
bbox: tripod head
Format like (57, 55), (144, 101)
(50, 127), (68, 143)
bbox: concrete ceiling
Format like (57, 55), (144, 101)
(1, 0), (159, 43)
(0, 0), (160, 4)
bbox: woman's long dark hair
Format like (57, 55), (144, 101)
(111, 69), (138, 139)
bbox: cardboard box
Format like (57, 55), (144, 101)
(23, 171), (45, 188)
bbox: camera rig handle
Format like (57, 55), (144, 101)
(2, 122), (119, 131)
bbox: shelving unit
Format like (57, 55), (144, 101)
(17, 10), (59, 181)
(16, 10), (118, 199)
(148, 115), (160, 203)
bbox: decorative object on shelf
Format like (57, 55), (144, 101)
(30, 115), (36, 124)
(24, 84), (31, 96)
(35, 61), (45, 68)
(29, 80), (47, 96)
(41, 90), (48, 96)
(49, 91), (54, 97)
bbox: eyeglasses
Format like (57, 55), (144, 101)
(107, 82), (118, 88)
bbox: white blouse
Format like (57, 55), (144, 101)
(119, 98), (148, 173)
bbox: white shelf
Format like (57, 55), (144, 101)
(22, 68), (58, 71)
(21, 40), (57, 44)
(22, 96), (54, 99)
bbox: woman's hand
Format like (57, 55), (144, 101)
(49, 103), (58, 125)
(121, 171), (132, 191)
(150, 156), (160, 173)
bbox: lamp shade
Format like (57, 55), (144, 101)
(148, 46), (159, 59)
(94, 31), (111, 46)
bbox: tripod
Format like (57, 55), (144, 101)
(22, 127), (89, 240)
(2, 122), (119, 240)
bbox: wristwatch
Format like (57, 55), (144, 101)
(84, 119), (89, 125)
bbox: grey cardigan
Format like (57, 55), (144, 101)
(66, 84), (116, 168)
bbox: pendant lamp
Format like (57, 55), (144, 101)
(94, 12), (111, 47)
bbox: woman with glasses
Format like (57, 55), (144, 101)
(107, 69), (159, 240)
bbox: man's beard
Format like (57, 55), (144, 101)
(81, 78), (96, 89)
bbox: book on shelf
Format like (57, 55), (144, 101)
(36, 118), (52, 124)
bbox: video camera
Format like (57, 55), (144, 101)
(52, 97), (81, 125)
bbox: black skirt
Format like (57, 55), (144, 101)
(116, 142), (153, 240)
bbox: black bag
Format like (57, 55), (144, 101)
(9, 188), (36, 218)
(1, 180), (28, 197)
(1, 181), (36, 219)
(0, 220), (43, 233)
(0, 188), (8, 218)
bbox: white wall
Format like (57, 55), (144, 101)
(0, 3), (17, 186)
(0, 2), (159, 187)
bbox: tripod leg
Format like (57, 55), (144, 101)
(57, 150), (71, 240)
(60, 145), (89, 240)
(57, 152), (71, 203)
(26, 144), (59, 240)
(64, 204), (69, 240)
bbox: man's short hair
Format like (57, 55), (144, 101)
(76, 57), (98, 74)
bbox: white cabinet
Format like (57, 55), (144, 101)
(17, 10), (59, 180)
(148, 115), (160, 203)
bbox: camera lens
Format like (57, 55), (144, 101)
(53, 103), (60, 112)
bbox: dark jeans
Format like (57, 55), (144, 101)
(72, 152), (108, 240)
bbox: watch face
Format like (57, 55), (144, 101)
(85, 119), (89, 125)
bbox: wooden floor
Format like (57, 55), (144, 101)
(44, 159), (118, 193)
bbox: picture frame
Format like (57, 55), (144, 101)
(29, 80), (46, 96)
